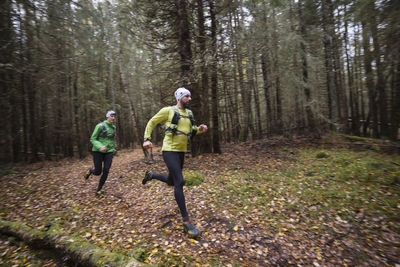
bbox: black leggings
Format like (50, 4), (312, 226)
(91, 151), (113, 192)
(151, 151), (188, 221)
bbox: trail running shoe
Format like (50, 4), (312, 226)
(183, 221), (199, 238)
(142, 169), (153, 185)
(95, 191), (105, 197)
(84, 169), (91, 180)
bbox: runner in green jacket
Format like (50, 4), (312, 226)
(84, 110), (117, 197)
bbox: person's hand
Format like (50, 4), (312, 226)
(199, 124), (208, 133)
(100, 145), (107, 151)
(143, 140), (153, 149)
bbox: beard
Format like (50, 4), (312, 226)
(182, 101), (190, 109)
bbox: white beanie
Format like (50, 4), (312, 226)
(106, 110), (116, 118)
(174, 87), (191, 101)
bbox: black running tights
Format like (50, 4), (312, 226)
(151, 151), (188, 221)
(91, 151), (114, 192)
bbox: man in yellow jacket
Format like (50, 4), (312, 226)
(142, 87), (207, 238)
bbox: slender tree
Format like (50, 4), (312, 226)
(271, 7), (283, 134)
(208, 0), (221, 153)
(321, 0), (338, 129)
(0, 0), (15, 162)
(298, 0), (319, 137)
(194, 0), (213, 153)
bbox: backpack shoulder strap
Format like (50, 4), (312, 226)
(166, 106), (196, 136)
(98, 121), (108, 137)
(186, 109), (195, 129)
(170, 106), (181, 124)
(165, 106), (182, 136)
(186, 109), (197, 137)
(186, 109), (194, 124)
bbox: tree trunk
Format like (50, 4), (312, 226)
(271, 8), (283, 134)
(331, 5), (348, 133)
(194, 0), (212, 153)
(227, 11), (241, 140)
(298, 0), (319, 138)
(175, 0), (204, 156)
(233, 10), (250, 141)
(73, 61), (85, 158)
(390, 59), (400, 140)
(0, 0), (15, 163)
(289, 0), (304, 136)
(260, 2), (272, 136)
(116, 24), (151, 162)
(370, 2), (388, 137)
(24, 1), (39, 162)
(251, 54), (262, 139)
(344, 4), (360, 136)
(208, 0), (221, 153)
(362, 20), (379, 138)
(354, 24), (367, 136)
(176, 0), (192, 86)
(322, 0), (338, 130)
(261, 53), (272, 136)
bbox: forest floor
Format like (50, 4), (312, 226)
(0, 134), (399, 266)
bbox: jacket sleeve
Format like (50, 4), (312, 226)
(194, 126), (202, 135)
(190, 112), (201, 136)
(90, 124), (103, 150)
(144, 107), (170, 140)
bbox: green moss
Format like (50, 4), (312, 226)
(0, 207), (9, 213)
(316, 151), (329, 158)
(128, 247), (147, 262)
(243, 170), (265, 182)
(0, 219), (142, 267)
(229, 164), (241, 170)
(184, 170), (205, 186)
(343, 135), (374, 142)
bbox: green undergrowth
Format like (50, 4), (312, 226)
(213, 148), (400, 231)
(342, 134), (392, 144)
(184, 170), (205, 186)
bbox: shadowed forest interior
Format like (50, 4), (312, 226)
(0, 0), (399, 266)
(1, 0), (399, 163)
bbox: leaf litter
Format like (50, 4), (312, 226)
(0, 136), (399, 266)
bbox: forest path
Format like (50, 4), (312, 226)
(1, 136), (399, 266)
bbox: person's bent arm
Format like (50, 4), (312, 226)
(193, 124), (208, 136)
(143, 107), (170, 148)
(198, 124), (208, 133)
(143, 140), (152, 149)
(90, 124), (104, 150)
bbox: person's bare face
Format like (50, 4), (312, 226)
(107, 114), (116, 123)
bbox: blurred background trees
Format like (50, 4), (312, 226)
(1, 0), (399, 163)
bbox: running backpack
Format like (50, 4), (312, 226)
(165, 106), (197, 137)
(88, 122), (115, 151)
(98, 122), (115, 138)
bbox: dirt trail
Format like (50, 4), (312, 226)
(1, 138), (398, 266)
